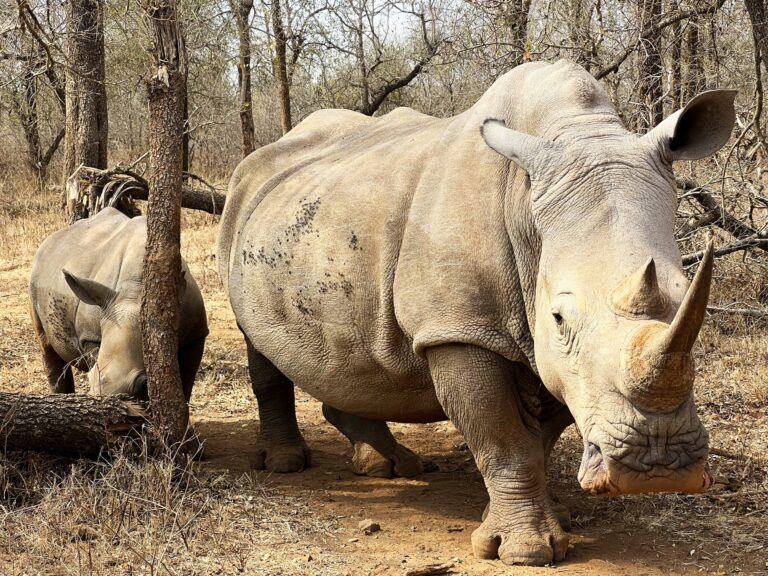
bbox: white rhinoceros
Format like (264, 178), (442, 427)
(30, 207), (209, 399)
(217, 60), (735, 565)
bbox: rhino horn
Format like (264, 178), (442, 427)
(611, 257), (668, 318)
(657, 241), (714, 353)
(621, 243), (713, 411)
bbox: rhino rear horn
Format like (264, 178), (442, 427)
(63, 270), (117, 308)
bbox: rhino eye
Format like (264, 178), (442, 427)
(552, 312), (564, 325)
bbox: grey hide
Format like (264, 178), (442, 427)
(217, 60), (736, 565)
(30, 207), (208, 400)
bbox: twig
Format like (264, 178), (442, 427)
(707, 305), (768, 319)
(710, 447), (747, 461)
(682, 237), (768, 265)
(404, 562), (455, 576)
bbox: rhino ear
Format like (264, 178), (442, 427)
(480, 119), (560, 181)
(644, 89), (737, 161)
(63, 270), (117, 308)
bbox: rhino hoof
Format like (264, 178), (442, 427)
(471, 511), (569, 566)
(254, 444), (311, 473)
(352, 443), (422, 478)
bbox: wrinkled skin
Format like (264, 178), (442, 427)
(217, 61), (736, 565)
(30, 208), (209, 400)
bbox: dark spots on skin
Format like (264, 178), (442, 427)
(284, 198), (321, 242)
(243, 198), (320, 270)
(292, 286), (314, 316)
(315, 272), (354, 298)
(47, 296), (75, 344)
(349, 231), (362, 251)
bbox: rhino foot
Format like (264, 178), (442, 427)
(254, 442), (312, 473)
(549, 497), (571, 532)
(482, 498), (569, 531)
(472, 505), (568, 566)
(352, 442), (422, 478)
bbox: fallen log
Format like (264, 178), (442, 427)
(131, 183), (226, 215)
(0, 392), (147, 456)
(67, 165), (226, 217)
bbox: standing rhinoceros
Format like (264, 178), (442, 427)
(30, 207), (208, 400)
(217, 60), (735, 565)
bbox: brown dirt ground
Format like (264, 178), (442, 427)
(0, 203), (766, 575)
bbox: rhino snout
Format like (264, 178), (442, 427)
(577, 399), (712, 496)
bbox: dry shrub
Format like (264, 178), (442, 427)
(0, 440), (334, 575)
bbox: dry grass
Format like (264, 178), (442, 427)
(0, 187), (766, 575)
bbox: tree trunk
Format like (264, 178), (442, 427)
(745, 0), (768, 64)
(142, 0), (189, 447)
(18, 63), (43, 178)
(635, 0), (663, 131)
(497, 0), (532, 66)
(271, 0), (292, 134)
(745, 0), (768, 145)
(681, 16), (702, 104)
(668, 0), (682, 111)
(0, 392), (146, 456)
(63, 0), (108, 214)
(568, 0), (592, 69)
(232, 0), (256, 155)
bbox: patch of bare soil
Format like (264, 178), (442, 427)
(0, 206), (766, 575)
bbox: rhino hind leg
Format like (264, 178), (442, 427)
(322, 404), (422, 478)
(245, 339), (311, 472)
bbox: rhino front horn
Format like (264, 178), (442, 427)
(658, 241), (714, 354)
(621, 242), (714, 412)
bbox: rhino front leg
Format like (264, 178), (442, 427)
(426, 344), (568, 566)
(31, 305), (74, 393)
(540, 403), (574, 532)
(322, 404), (422, 478)
(245, 339), (311, 472)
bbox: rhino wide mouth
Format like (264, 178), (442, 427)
(576, 399), (713, 496)
(578, 441), (712, 496)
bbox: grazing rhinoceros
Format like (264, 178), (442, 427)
(30, 207), (208, 399)
(217, 60), (735, 565)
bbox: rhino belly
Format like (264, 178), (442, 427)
(230, 185), (444, 423)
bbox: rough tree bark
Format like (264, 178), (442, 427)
(668, 0), (682, 112)
(568, 0), (593, 70)
(501, 0), (532, 66)
(0, 393), (146, 456)
(141, 0), (189, 447)
(681, 15), (702, 105)
(231, 0), (256, 155)
(745, 0), (768, 145)
(635, 0), (663, 131)
(745, 0), (768, 62)
(63, 0), (108, 213)
(271, 0), (292, 134)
